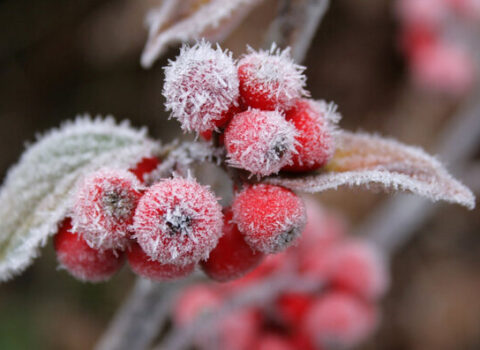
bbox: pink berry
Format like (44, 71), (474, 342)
(129, 156), (160, 183)
(296, 198), (344, 256)
(127, 243), (194, 281)
(238, 46), (307, 110)
(411, 42), (475, 95)
(302, 292), (378, 349)
(326, 240), (389, 300)
(254, 334), (295, 350)
(224, 109), (297, 176)
(218, 309), (261, 350)
(201, 208), (264, 282)
(163, 41), (239, 134)
(283, 99), (337, 172)
(173, 285), (221, 326)
(232, 184), (306, 254)
(133, 177), (223, 266)
(71, 168), (142, 250)
(54, 218), (125, 282)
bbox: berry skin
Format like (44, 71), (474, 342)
(238, 46), (307, 110)
(302, 292), (378, 349)
(283, 99), (337, 172)
(72, 168), (142, 251)
(224, 109), (297, 177)
(173, 285), (221, 326)
(129, 156), (160, 183)
(201, 208), (264, 282)
(232, 184), (306, 254)
(133, 177), (223, 266)
(326, 240), (389, 300)
(54, 218), (125, 282)
(163, 41), (239, 134)
(127, 243), (194, 281)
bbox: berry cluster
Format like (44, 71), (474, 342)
(54, 42), (340, 283)
(55, 157), (225, 282)
(173, 199), (389, 350)
(396, 0), (478, 95)
(54, 167), (306, 283)
(163, 41), (339, 176)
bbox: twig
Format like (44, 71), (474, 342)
(95, 277), (192, 350)
(264, 0), (330, 62)
(361, 87), (480, 256)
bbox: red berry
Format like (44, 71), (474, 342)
(163, 41), (239, 134)
(283, 99), (337, 172)
(54, 218), (125, 282)
(326, 240), (389, 300)
(127, 243), (194, 281)
(238, 46), (307, 110)
(232, 184), (306, 254)
(71, 168), (142, 250)
(275, 292), (314, 326)
(201, 208), (264, 282)
(173, 285), (221, 326)
(224, 109), (297, 176)
(133, 177), (223, 266)
(302, 292), (378, 349)
(129, 156), (160, 183)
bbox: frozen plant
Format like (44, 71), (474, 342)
(0, 40), (475, 350)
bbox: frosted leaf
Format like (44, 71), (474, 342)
(0, 116), (161, 281)
(141, 0), (264, 68)
(266, 131), (475, 209)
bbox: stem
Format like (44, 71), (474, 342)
(264, 0), (330, 62)
(95, 278), (188, 350)
(362, 87), (480, 256)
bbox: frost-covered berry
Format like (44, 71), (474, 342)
(133, 177), (223, 266)
(232, 184), (306, 254)
(129, 156), (160, 183)
(54, 218), (125, 282)
(163, 41), (239, 133)
(224, 109), (297, 176)
(238, 45), (307, 110)
(201, 208), (264, 282)
(127, 243), (194, 281)
(283, 99), (338, 172)
(72, 168), (142, 251)
(174, 285), (221, 326)
(327, 240), (389, 300)
(302, 292), (378, 349)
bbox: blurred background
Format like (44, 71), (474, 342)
(0, 0), (479, 349)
